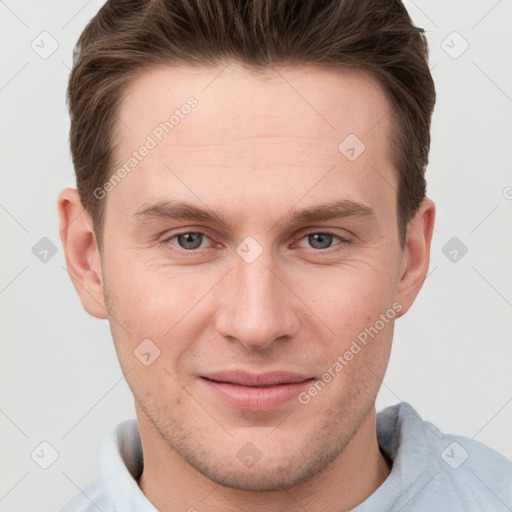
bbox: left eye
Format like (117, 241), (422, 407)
(165, 231), (347, 252)
(298, 232), (346, 250)
(172, 232), (209, 250)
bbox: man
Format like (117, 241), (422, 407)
(57, 0), (512, 510)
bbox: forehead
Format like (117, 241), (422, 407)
(109, 62), (396, 226)
(118, 62), (392, 148)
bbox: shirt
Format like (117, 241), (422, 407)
(59, 401), (512, 511)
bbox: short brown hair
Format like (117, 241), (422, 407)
(67, 0), (435, 249)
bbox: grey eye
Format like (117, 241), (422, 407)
(308, 233), (334, 249)
(177, 232), (204, 250)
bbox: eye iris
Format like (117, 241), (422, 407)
(178, 233), (203, 249)
(309, 233), (333, 249)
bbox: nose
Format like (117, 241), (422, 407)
(215, 250), (300, 351)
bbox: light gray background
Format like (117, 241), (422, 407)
(1, 1), (511, 511)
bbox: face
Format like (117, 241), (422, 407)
(76, 63), (429, 491)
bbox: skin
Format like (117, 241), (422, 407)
(58, 62), (435, 511)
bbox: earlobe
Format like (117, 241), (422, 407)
(396, 198), (436, 317)
(57, 188), (108, 319)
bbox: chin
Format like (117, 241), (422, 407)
(194, 460), (316, 491)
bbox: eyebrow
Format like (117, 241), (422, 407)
(132, 197), (376, 231)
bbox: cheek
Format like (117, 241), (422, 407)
(295, 263), (397, 389)
(104, 266), (200, 399)
(103, 259), (216, 372)
(308, 284), (395, 399)
(298, 262), (397, 327)
(104, 254), (194, 326)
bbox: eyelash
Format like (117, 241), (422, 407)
(161, 230), (351, 257)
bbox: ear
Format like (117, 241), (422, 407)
(57, 188), (108, 319)
(395, 198), (436, 317)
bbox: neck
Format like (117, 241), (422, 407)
(137, 407), (391, 512)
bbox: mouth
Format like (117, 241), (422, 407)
(200, 370), (315, 411)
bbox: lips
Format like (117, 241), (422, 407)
(202, 370), (313, 387)
(200, 370), (315, 411)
